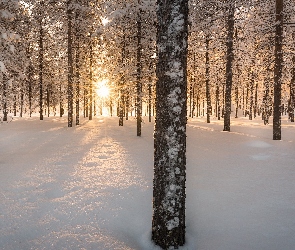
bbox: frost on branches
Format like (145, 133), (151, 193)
(152, 0), (189, 249)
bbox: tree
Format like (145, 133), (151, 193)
(152, 0), (188, 249)
(273, 0), (283, 140)
(223, 1), (235, 132)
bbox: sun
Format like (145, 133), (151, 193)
(101, 17), (109, 26)
(95, 80), (110, 98)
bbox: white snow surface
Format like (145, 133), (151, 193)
(1, 115), (295, 250)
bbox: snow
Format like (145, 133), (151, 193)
(1, 114), (295, 250)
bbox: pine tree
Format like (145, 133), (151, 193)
(273, 0), (283, 140)
(152, 0), (188, 248)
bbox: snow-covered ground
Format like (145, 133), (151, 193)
(1, 114), (295, 250)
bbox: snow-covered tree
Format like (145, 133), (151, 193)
(152, 0), (189, 248)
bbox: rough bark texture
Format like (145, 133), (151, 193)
(75, 21), (80, 126)
(2, 75), (7, 121)
(39, 21), (44, 121)
(205, 35), (211, 123)
(89, 40), (93, 121)
(223, 2), (235, 131)
(136, 10), (142, 136)
(119, 33), (126, 126)
(152, 0), (188, 249)
(67, 0), (74, 127)
(273, 0), (283, 140)
(289, 52), (295, 122)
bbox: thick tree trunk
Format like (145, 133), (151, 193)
(205, 35), (212, 123)
(288, 32), (295, 122)
(223, 2), (235, 131)
(152, 0), (188, 248)
(67, 1), (74, 127)
(289, 56), (295, 122)
(273, 0), (283, 140)
(39, 21), (44, 121)
(75, 32), (80, 125)
(136, 11), (142, 136)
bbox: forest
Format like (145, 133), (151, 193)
(1, 1), (295, 250)
(1, 1), (294, 138)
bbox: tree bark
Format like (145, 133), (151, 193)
(67, 0), (74, 127)
(152, 0), (188, 248)
(39, 20), (44, 121)
(223, 2), (235, 131)
(289, 53), (295, 122)
(205, 35), (211, 123)
(75, 17), (80, 126)
(89, 35), (93, 121)
(2, 75), (7, 121)
(136, 9), (142, 136)
(273, 0), (283, 140)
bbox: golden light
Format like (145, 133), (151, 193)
(95, 79), (110, 98)
(101, 17), (109, 26)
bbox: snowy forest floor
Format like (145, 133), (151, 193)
(1, 114), (295, 250)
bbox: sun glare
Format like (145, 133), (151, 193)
(101, 17), (109, 26)
(96, 80), (110, 98)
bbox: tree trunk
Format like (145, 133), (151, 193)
(235, 86), (239, 118)
(273, 0), (283, 140)
(152, 0), (188, 248)
(39, 20), (44, 121)
(75, 27), (80, 125)
(249, 73), (254, 120)
(13, 93), (17, 117)
(89, 38), (93, 121)
(28, 63), (33, 117)
(205, 35), (211, 123)
(216, 84), (220, 120)
(126, 92), (129, 120)
(289, 56), (295, 122)
(136, 10), (142, 136)
(189, 77), (193, 117)
(67, 0), (74, 127)
(46, 84), (50, 117)
(119, 32), (126, 126)
(288, 32), (295, 122)
(223, 2), (235, 131)
(148, 80), (152, 122)
(254, 83), (258, 118)
(20, 85), (24, 117)
(2, 76), (8, 121)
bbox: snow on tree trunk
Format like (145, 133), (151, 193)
(152, 0), (188, 249)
